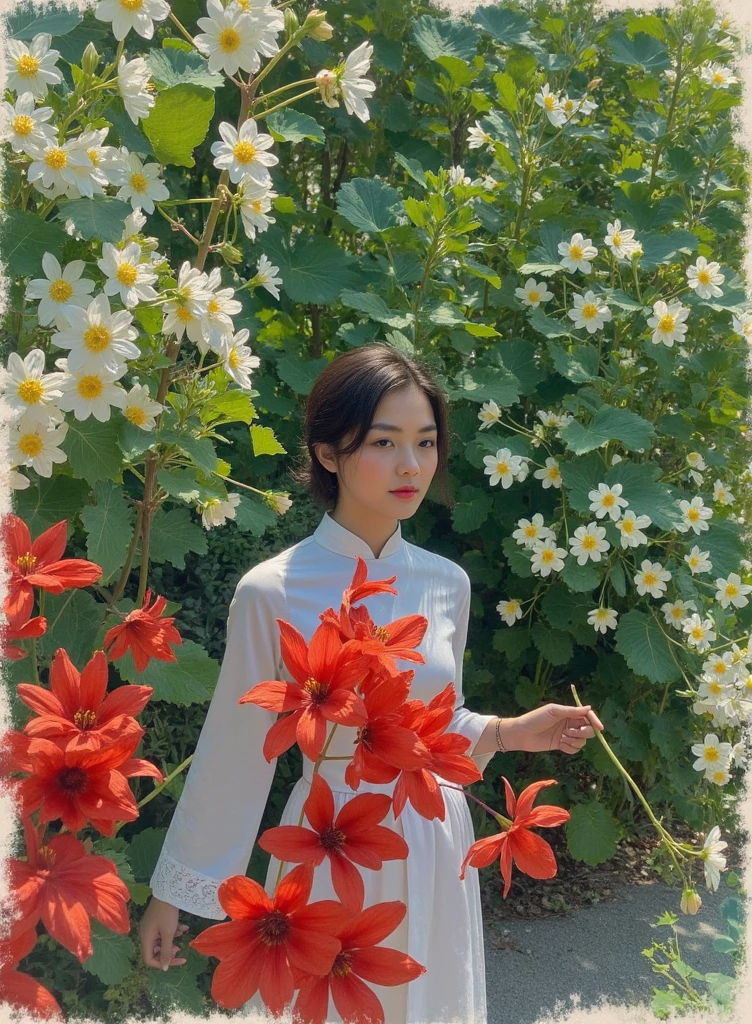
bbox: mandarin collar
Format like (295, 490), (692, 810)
(313, 511), (403, 561)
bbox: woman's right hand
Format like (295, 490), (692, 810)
(138, 896), (189, 971)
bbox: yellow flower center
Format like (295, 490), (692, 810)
(77, 375), (103, 399)
(544, 95), (556, 110)
(228, 349), (239, 369)
(713, 72), (725, 83)
(612, 231), (622, 246)
(73, 709), (97, 729)
(541, 549), (554, 564)
(18, 432), (43, 457)
(709, 680), (723, 695)
(582, 535), (597, 550)
(643, 572), (657, 586)
(697, 269), (711, 284)
(45, 148), (67, 170)
(581, 303), (598, 319)
(87, 148), (100, 166)
(744, 675), (752, 692)
(18, 379), (44, 404)
(622, 519), (634, 533)
(524, 525), (538, 538)
(717, 488), (726, 500)
(116, 262), (138, 286)
(689, 556), (700, 568)
(208, 298), (221, 315)
(528, 290), (540, 303)
(233, 140), (257, 164)
(712, 661), (727, 676)
(16, 54), (40, 78)
(220, 27), (242, 52)
(671, 607), (683, 619)
(658, 314), (675, 332)
(176, 306), (193, 322)
(705, 745), (719, 762)
(547, 467), (561, 481)
(119, 0), (144, 10)
(569, 244), (583, 260)
(49, 278), (73, 302)
(601, 493), (615, 507)
(130, 172), (148, 193)
(252, 199), (262, 213)
(496, 460), (510, 474)
(126, 405), (146, 426)
(687, 507), (700, 521)
(13, 114), (34, 136)
(725, 584), (739, 597)
(84, 324), (111, 352)
(691, 626), (704, 640)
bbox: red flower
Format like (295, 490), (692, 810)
(258, 772), (408, 912)
(189, 862), (354, 1015)
(0, 604), (47, 660)
(239, 619), (368, 762)
(103, 588), (182, 672)
(292, 901), (426, 1024)
(8, 816), (130, 962)
(2, 515), (102, 621)
(0, 919), (63, 1019)
(319, 555), (399, 634)
(17, 647), (153, 753)
(459, 778), (571, 898)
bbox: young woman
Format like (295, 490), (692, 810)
(139, 342), (603, 1023)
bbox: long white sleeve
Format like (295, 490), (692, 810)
(449, 567), (497, 775)
(149, 563), (285, 919)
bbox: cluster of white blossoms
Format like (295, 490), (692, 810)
(482, 446), (530, 488)
(533, 83), (598, 128)
(194, 0), (283, 77)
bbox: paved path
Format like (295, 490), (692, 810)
(485, 880), (734, 1024)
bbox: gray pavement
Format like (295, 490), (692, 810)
(485, 880), (736, 1024)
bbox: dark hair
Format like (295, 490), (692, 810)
(290, 342), (455, 512)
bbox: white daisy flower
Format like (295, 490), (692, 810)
(172, 259), (213, 313)
(530, 540), (568, 577)
(211, 118), (278, 185)
(196, 266), (243, 351)
(646, 299), (690, 348)
(483, 447), (525, 488)
(448, 165), (471, 187)
(337, 40), (377, 123)
(533, 456), (562, 490)
(704, 651), (736, 683)
(615, 509), (651, 548)
(634, 559), (671, 598)
(569, 522), (610, 565)
(714, 573), (752, 609)
(97, 241), (159, 308)
(534, 83), (566, 127)
(5, 33), (63, 99)
(94, 0), (170, 42)
(731, 312), (752, 343)
(497, 599), (523, 627)
(111, 151), (169, 213)
(700, 62), (738, 88)
(61, 128), (114, 199)
(686, 452), (707, 472)
(195, 0), (277, 77)
(677, 496), (713, 535)
(512, 513), (555, 550)
(568, 289), (613, 333)
(692, 733), (732, 774)
(54, 358), (128, 422)
(238, 176), (277, 241)
(681, 613), (716, 653)
(686, 256), (724, 300)
(0, 92), (56, 155)
(477, 400), (502, 433)
(0, 348), (66, 417)
(269, 491), (292, 514)
(661, 598), (697, 628)
(712, 479), (734, 505)
(559, 92), (596, 124)
(51, 293), (140, 375)
(467, 120), (494, 150)
(199, 492), (242, 530)
(25, 253), (95, 330)
(220, 328), (261, 389)
(118, 55), (155, 124)
(120, 383), (163, 430)
(558, 231), (598, 273)
(706, 764), (732, 786)
(255, 254), (283, 300)
(604, 218), (640, 262)
(685, 545), (713, 575)
(588, 606), (618, 634)
(536, 410), (562, 428)
(515, 277), (553, 309)
(730, 738), (748, 768)
(25, 137), (93, 196)
(700, 825), (728, 892)
(122, 208), (148, 240)
(589, 482), (628, 521)
(8, 414), (68, 477)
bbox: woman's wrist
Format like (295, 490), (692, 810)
(495, 715), (521, 753)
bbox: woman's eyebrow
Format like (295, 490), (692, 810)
(368, 423), (438, 432)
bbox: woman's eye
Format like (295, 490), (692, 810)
(374, 439), (435, 447)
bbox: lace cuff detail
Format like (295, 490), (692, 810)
(149, 851), (229, 920)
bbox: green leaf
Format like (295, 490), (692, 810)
(638, 229), (698, 270)
(607, 31), (670, 72)
(501, 535), (534, 578)
(614, 609), (681, 683)
(558, 452), (606, 515)
(339, 290), (414, 329)
(146, 48), (223, 90)
(451, 486), (493, 533)
(141, 84), (215, 167)
(412, 14), (480, 61)
(233, 493), (278, 535)
(106, 99), (152, 155)
(61, 418), (123, 485)
(488, 340), (541, 396)
(541, 585), (592, 632)
(650, 711), (688, 760)
(79, 481), (135, 584)
(12, 475), (90, 534)
(445, 365), (520, 408)
(335, 178), (404, 234)
(462, 258), (501, 289)
(37, 590), (106, 668)
(504, 47), (538, 87)
(250, 424), (287, 456)
(559, 405), (655, 455)
(116, 639), (219, 705)
(276, 355), (329, 395)
(117, 420), (155, 462)
(528, 307), (570, 337)
(559, 558), (603, 593)
(604, 460), (683, 530)
(565, 801), (620, 865)
(530, 623), (574, 665)
(7, 1), (82, 38)
(158, 430), (218, 476)
(627, 14), (666, 39)
(83, 920), (134, 986)
(547, 341), (600, 382)
(702, 519), (747, 580)
(492, 628), (531, 661)
(54, 198), (134, 243)
(128, 827), (169, 881)
(148, 507), (208, 569)
(473, 6), (534, 46)
(265, 107), (325, 145)
(0, 208), (70, 277)
(145, 947), (208, 1014)
(493, 72), (519, 113)
(260, 230), (361, 304)
(200, 389), (256, 426)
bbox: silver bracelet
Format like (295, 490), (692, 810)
(495, 716), (506, 753)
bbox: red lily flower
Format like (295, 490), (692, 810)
(5, 729), (163, 837)
(103, 588), (182, 673)
(2, 515), (102, 621)
(239, 619), (368, 762)
(188, 862), (354, 1014)
(319, 554), (399, 634)
(459, 778), (571, 897)
(292, 901), (426, 1024)
(17, 647), (153, 752)
(0, 604), (47, 660)
(8, 816), (130, 962)
(258, 772), (408, 912)
(0, 920), (63, 1019)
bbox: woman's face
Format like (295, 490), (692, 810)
(318, 384), (440, 521)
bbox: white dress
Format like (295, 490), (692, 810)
(150, 510), (497, 1023)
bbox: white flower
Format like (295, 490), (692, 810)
(97, 241), (159, 308)
(25, 253), (95, 329)
(122, 208), (147, 241)
(534, 83), (566, 127)
(467, 120), (494, 150)
(569, 522), (610, 565)
(692, 733), (733, 775)
(8, 413), (68, 477)
(60, 128), (114, 199)
(0, 92), (56, 155)
(477, 398), (501, 430)
(199, 492), (241, 530)
(700, 825), (728, 892)
(195, 0), (278, 76)
(25, 137), (93, 195)
(714, 573), (752, 609)
(8, 468), (31, 490)
(646, 299), (690, 348)
(686, 451), (707, 472)
(238, 176), (277, 241)
(118, 55), (155, 124)
(94, 0), (170, 42)
(559, 92), (596, 124)
(5, 33), (63, 99)
(706, 765), (732, 786)
(255, 254), (282, 300)
(162, 263), (213, 342)
(700, 62), (738, 88)
(0, 349), (66, 417)
(588, 606), (618, 634)
(731, 312), (752, 343)
(533, 457), (562, 490)
(338, 41), (376, 123)
(685, 545), (713, 575)
(111, 151), (169, 213)
(54, 358), (127, 422)
(704, 651), (736, 683)
(537, 409), (567, 428)
(270, 492), (292, 514)
(681, 613), (716, 653)
(634, 559), (671, 598)
(513, 513), (555, 550)
(120, 383), (163, 430)
(221, 328), (261, 389)
(211, 118), (278, 185)
(497, 599), (523, 627)
(515, 277), (553, 309)
(558, 232), (598, 274)
(448, 165), (471, 187)
(604, 219), (640, 262)
(589, 482), (628, 522)
(661, 599), (697, 628)
(713, 479), (734, 505)
(196, 266), (243, 351)
(686, 256), (724, 300)
(51, 293), (140, 374)
(568, 289), (612, 333)
(677, 496), (713, 535)
(615, 509), (651, 548)
(483, 447), (526, 488)
(530, 540), (567, 577)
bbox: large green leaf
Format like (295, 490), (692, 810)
(412, 14), (480, 61)
(83, 920), (134, 986)
(6, 1), (82, 38)
(260, 231), (361, 304)
(37, 590), (106, 671)
(233, 493), (278, 535)
(265, 107), (325, 145)
(200, 389), (256, 426)
(145, 946), (208, 1015)
(141, 84), (215, 167)
(147, 507), (208, 568)
(335, 178), (405, 234)
(614, 609), (681, 683)
(559, 558), (603, 593)
(12, 476), (90, 534)
(638, 229), (698, 270)
(276, 355), (329, 395)
(607, 31), (670, 72)
(547, 341), (600, 382)
(473, 6), (535, 46)
(452, 486), (493, 533)
(147, 48), (223, 90)
(116, 639), (219, 704)
(158, 429), (218, 476)
(702, 519), (747, 580)
(565, 800), (619, 865)
(61, 418), (123, 485)
(54, 198), (133, 244)
(0, 209), (70, 277)
(530, 623), (574, 665)
(604, 460), (683, 530)
(250, 423), (287, 456)
(445, 365), (520, 408)
(559, 452), (609, 515)
(559, 406), (655, 455)
(128, 827), (169, 881)
(79, 481), (135, 584)
(339, 290), (414, 329)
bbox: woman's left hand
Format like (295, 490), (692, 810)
(511, 702), (604, 755)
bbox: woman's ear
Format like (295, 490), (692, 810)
(313, 442), (337, 475)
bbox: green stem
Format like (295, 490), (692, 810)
(257, 87), (319, 120)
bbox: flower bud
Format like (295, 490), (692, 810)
(284, 8), (300, 37)
(680, 888), (702, 915)
(82, 42), (99, 77)
(586, 77), (603, 92)
(315, 68), (339, 108)
(217, 242), (244, 266)
(306, 9), (334, 40)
